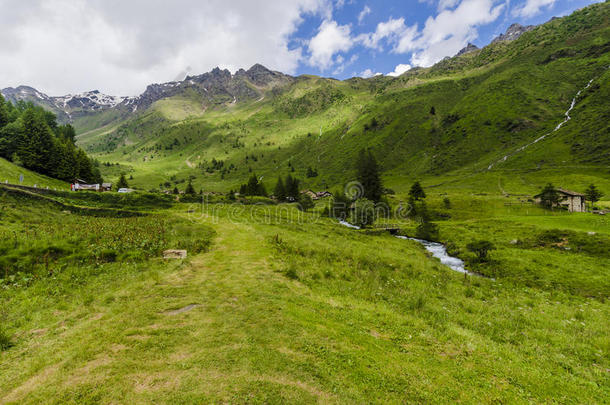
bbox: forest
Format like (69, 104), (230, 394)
(0, 94), (102, 183)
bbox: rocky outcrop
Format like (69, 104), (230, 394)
(2, 64), (295, 118)
(491, 23), (535, 44)
(455, 43), (479, 57)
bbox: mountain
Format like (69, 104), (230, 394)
(1, 64), (293, 123)
(0, 86), (128, 123)
(122, 64), (293, 113)
(455, 43), (479, 56)
(3, 2), (609, 194)
(491, 23), (535, 43)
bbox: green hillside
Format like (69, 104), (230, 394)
(0, 157), (68, 190)
(73, 3), (609, 195)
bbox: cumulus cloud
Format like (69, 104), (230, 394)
(387, 63), (412, 76)
(307, 19), (354, 70)
(512, 0), (556, 18)
(395, 0), (505, 67)
(360, 68), (382, 78)
(0, 0), (331, 95)
(358, 5), (372, 24)
(358, 17), (412, 50)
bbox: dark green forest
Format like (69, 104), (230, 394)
(0, 94), (102, 183)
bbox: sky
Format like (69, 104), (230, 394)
(0, 0), (600, 96)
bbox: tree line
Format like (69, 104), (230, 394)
(0, 95), (102, 183)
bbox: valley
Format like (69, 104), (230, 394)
(0, 2), (609, 403)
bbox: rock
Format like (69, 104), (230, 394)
(491, 23), (536, 44)
(510, 239), (519, 245)
(456, 43), (479, 57)
(163, 249), (187, 259)
(165, 304), (199, 315)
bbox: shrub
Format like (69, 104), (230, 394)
(0, 328), (12, 351)
(350, 199), (377, 228)
(466, 240), (496, 262)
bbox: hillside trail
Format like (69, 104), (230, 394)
(0, 216), (335, 403)
(487, 71), (603, 170)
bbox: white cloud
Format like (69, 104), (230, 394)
(437, 0), (461, 11)
(0, 0), (332, 95)
(360, 68), (382, 78)
(394, 0), (505, 67)
(358, 17), (411, 50)
(358, 5), (372, 24)
(512, 0), (556, 18)
(333, 54), (358, 75)
(307, 19), (354, 70)
(387, 63), (412, 76)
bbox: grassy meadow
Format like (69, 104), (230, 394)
(0, 180), (609, 403)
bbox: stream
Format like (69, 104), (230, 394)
(339, 220), (473, 276)
(487, 71), (604, 170)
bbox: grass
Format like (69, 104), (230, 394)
(0, 189), (608, 403)
(0, 158), (68, 190)
(70, 3), (610, 196)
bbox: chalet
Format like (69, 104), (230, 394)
(299, 190), (332, 200)
(534, 188), (586, 212)
(72, 180), (99, 192)
(557, 189), (586, 212)
(71, 179), (113, 192)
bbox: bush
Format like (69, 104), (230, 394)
(350, 199), (377, 228)
(466, 240), (495, 262)
(0, 328), (12, 351)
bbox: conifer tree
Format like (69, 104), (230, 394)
(18, 108), (54, 174)
(116, 174), (129, 190)
(409, 181), (426, 201)
(185, 179), (196, 195)
(537, 183), (561, 209)
(0, 94), (8, 128)
(584, 184), (603, 207)
(274, 176), (286, 201)
(356, 149), (383, 202)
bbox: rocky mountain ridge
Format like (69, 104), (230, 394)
(0, 20), (545, 121)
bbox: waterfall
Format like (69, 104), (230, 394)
(487, 72), (603, 171)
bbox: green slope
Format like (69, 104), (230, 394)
(0, 157), (69, 190)
(76, 2), (610, 194)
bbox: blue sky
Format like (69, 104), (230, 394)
(0, 0), (601, 95)
(292, 0), (600, 79)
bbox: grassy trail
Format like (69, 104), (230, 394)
(1, 207), (609, 404)
(0, 218), (337, 403)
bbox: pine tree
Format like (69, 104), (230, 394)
(537, 183), (561, 209)
(298, 193), (314, 211)
(18, 108), (54, 174)
(0, 94), (8, 128)
(409, 181), (426, 201)
(185, 179), (196, 195)
(356, 149), (383, 202)
(584, 184), (603, 207)
(274, 176), (286, 201)
(0, 121), (22, 160)
(284, 174), (300, 199)
(116, 174), (129, 190)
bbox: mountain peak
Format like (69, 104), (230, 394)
(456, 43), (479, 57)
(492, 22), (535, 43)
